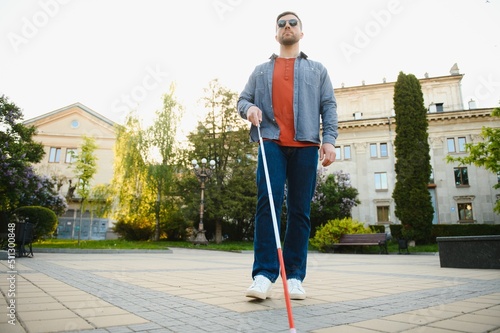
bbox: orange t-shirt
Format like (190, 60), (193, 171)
(272, 58), (318, 147)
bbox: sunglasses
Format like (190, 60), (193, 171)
(277, 19), (298, 28)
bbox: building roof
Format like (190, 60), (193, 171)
(24, 102), (115, 127)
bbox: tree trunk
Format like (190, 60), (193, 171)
(154, 190), (160, 241)
(215, 220), (222, 244)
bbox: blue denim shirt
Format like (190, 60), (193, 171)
(238, 52), (338, 146)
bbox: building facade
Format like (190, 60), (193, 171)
(23, 67), (499, 239)
(24, 103), (117, 239)
(330, 66), (499, 228)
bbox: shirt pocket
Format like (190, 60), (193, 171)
(254, 70), (267, 92)
(303, 67), (320, 87)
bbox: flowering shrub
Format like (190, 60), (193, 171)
(1, 95), (67, 215)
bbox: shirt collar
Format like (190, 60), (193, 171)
(270, 51), (308, 60)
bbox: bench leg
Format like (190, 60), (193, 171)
(379, 243), (388, 254)
(15, 242), (32, 257)
(398, 248), (410, 254)
(27, 242), (33, 257)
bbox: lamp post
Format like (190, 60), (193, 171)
(191, 158), (216, 245)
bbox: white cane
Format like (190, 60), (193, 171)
(257, 125), (296, 333)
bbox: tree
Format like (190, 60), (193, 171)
(73, 136), (98, 244)
(111, 114), (155, 240)
(85, 183), (113, 240)
(310, 169), (360, 236)
(446, 107), (500, 214)
(144, 84), (183, 241)
(0, 95), (66, 216)
(111, 85), (186, 241)
(220, 144), (258, 241)
(392, 72), (434, 243)
(184, 79), (256, 242)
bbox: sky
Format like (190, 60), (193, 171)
(1, 0), (499, 138)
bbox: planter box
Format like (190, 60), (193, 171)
(437, 235), (500, 269)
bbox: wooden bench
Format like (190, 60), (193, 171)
(333, 233), (388, 254)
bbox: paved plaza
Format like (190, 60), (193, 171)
(1, 248), (499, 333)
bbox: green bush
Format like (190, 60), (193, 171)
(160, 209), (190, 240)
(389, 224), (403, 240)
(113, 219), (154, 241)
(369, 225), (386, 233)
(14, 206), (58, 240)
(310, 218), (373, 252)
(390, 223), (500, 244)
(431, 224), (500, 241)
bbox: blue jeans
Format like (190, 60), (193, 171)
(252, 141), (318, 282)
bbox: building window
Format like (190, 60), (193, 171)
(447, 138), (456, 153)
(353, 112), (363, 120)
(447, 137), (467, 153)
(429, 103), (444, 113)
(335, 145), (352, 160)
(344, 145), (351, 160)
(497, 171), (500, 184)
(457, 137), (466, 152)
(377, 206), (389, 223)
(370, 143), (388, 158)
(375, 172), (388, 190)
(380, 143), (388, 157)
(65, 148), (77, 163)
(457, 203), (473, 222)
(335, 146), (341, 160)
(454, 167), (469, 186)
(370, 143), (377, 157)
(49, 147), (61, 163)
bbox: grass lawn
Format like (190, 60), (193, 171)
(32, 239), (171, 250)
(33, 239), (438, 253)
(32, 239), (255, 252)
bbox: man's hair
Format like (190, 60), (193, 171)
(276, 11), (302, 29)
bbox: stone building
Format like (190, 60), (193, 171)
(330, 66), (499, 228)
(24, 103), (117, 239)
(23, 66), (499, 239)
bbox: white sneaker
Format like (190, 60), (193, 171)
(246, 275), (272, 300)
(288, 278), (306, 300)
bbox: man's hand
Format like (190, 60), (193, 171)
(320, 143), (336, 167)
(247, 106), (262, 127)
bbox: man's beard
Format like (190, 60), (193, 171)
(279, 34), (299, 46)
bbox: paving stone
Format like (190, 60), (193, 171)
(1, 249), (498, 333)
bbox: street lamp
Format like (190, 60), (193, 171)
(191, 158), (216, 245)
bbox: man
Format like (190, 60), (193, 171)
(237, 11), (338, 300)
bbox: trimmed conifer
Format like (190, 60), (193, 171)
(392, 72), (434, 243)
